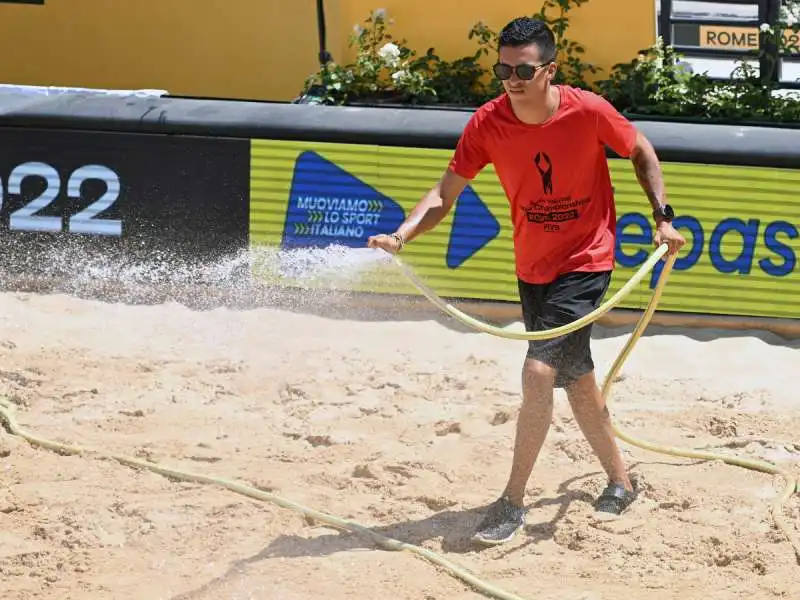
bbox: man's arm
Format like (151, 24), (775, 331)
(395, 169), (470, 243)
(368, 109), (487, 254)
(628, 129), (686, 255)
(629, 130), (667, 216)
(590, 90), (684, 255)
(367, 169), (469, 253)
(590, 91), (673, 225)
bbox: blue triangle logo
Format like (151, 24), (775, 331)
(282, 151), (406, 249)
(446, 185), (500, 269)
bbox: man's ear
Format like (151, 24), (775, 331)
(546, 62), (558, 82)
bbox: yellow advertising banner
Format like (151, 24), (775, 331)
(250, 139), (800, 320)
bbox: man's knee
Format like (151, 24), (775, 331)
(565, 371), (610, 415)
(523, 358), (557, 385)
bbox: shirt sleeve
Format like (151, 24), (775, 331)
(590, 92), (638, 158)
(448, 111), (490, 180)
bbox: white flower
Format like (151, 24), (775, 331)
(373, 8), (387, 19)
(391, 70), (406, 83)
(378, 42), (401, 64)
(760, 23), (772, 33)
(780, 2), (800, 24)
(353, 24), (364, 35)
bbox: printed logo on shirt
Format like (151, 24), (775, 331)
(521, 197), (590, 233)
(533, 152), (553, 195)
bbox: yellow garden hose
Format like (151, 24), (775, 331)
(0, 243), (796, 600)
(0, 395), (549, 600)
(393, 243), (800, 563)
(392, 243), (671, 341)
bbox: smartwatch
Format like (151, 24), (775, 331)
(652, 203), (675, 223)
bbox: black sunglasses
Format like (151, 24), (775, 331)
(493, 61), (552, 81)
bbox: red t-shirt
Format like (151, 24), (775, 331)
(448, 85), (638, 284)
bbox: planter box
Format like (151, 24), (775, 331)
(301, 96), (800, 127)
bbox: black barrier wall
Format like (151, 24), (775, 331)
(0, 125), (250, 281)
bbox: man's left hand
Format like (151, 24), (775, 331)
(654, 221), (686, 256)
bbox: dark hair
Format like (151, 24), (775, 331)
(497, 17), (557, 62)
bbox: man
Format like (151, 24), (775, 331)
(367, 16), (686, 546)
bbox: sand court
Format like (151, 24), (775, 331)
(0, 247), (798, 600)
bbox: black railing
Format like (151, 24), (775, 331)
(658, 0), (798, 88)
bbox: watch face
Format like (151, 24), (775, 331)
(664, 204), (675, 219)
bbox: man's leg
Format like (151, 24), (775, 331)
(548, 271), (638, 516)
(565, 371), (632, 492)
(472, 279), (554, 546)
(502, 358), (556, 507)
(471, 357), (556, 546)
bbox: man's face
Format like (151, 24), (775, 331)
(496, 43), (556, 105)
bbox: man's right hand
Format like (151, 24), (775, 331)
(367, 233), (403, 254)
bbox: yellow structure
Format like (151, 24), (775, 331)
(336, 1), (656, 85)
(0, 0), (654, 102)
(0, 0), (323, 101)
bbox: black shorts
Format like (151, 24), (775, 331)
(518, 270), (612, 389)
